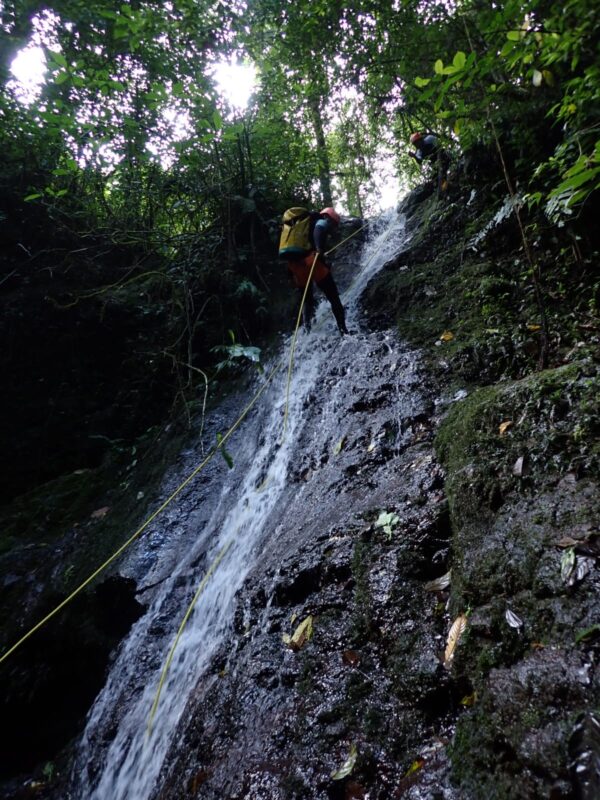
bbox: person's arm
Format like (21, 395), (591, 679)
(313, 219), (329, 254)
(409, 150), (423, 164)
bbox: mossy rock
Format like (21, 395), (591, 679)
(435, 360), (600, 796)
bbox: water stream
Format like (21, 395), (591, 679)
(70, 210), (409, 800)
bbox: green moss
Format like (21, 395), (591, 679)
(436, 361), (598, 512)
(450, 712), (521, 799)
(0, 469), (103, 543)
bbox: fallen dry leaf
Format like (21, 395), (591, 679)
(404, 758), (425, 777)
(561, 548), (576, 583)
(499, 420), (513, 435)
(91, 506), (110, 519)
(557, 536), (582, 548)
(460, 692), (478, 707)
(505, 609), (524, 629)
(444, 614), (468, 668)
(527, 323), (542, 331)
(342, 649), (361, 666)
(333, 436), (346, 456)
(439, 331), (454, 342)
(513, 456), (525, 476)
(424, 570), (451, 592)
(283, 615), (314, 652)
(331, 743), (358, 780)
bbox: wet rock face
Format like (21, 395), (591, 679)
(147, 189), (600, 800)
(153, 330), (462, 800)
(436, 363), (600, 798)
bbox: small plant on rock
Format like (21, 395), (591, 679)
(375, 511), (400, 540)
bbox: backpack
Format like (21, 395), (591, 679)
(278, 207), (319, 259)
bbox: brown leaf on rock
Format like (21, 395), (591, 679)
(444, 614), (468, 668)
(424, 570), (451, 592)
(556, 530), (600, 557)
(91, 506), (110, 519)
(342, 649), (361, 666)
(283, 615), (314, 651)
(557, 536), (583, 548)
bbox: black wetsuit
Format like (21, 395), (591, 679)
(290, 217), (348, 334)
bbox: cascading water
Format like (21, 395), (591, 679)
(69, 209), (409, 800)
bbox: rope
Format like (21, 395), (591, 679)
(324, 222), (367, 256)
(147, 220), (372, 728)
(0, 217), (382, 717)
(0, 362), (280, 667)
(282, 252), (319, 438)
(146, 539), (232, 735)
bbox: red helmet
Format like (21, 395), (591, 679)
(320, 207), (340, 226)
(410, 132), (424, 144)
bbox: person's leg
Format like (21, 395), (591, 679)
(289, 258), (316, 330)
(298, 281), (316, 330)
(437, 149), (449, 195)
(316, 273), (348, 334)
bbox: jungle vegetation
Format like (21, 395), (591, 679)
(1, 0), (599, 497)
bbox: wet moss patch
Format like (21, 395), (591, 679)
(432, 361), (600, 795)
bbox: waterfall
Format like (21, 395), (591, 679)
(70, 209), (408, 800)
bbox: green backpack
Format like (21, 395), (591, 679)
(278, 207), (317, 259)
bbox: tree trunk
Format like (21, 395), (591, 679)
(308, 94), (333, 208)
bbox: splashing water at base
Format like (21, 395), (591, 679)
(70, 210), (408, 800)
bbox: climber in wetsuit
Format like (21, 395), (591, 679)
(286, 207), (349, 335)
(409, 132), (449, 195)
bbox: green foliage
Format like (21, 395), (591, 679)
(1, 0), (598, 433)
(211, 330), (262, 374)
(216, 432), (234, 469)
(407, 0), (600, 218)
(375, 511), (400, 540)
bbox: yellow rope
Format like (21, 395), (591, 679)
(324, 222), (367, 256)
(146, 539), (232, 735)
(147, 220), (371, 727)
(0, 363), (280, 667)
(281, 222), (369, 438)
(0, 220), (373, 667)
(282, 252), (319, 438)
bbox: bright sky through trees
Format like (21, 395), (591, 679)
(9, 45), (46, 102)
(8, 29), (400, 209)
(211, 61), (257, 111)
